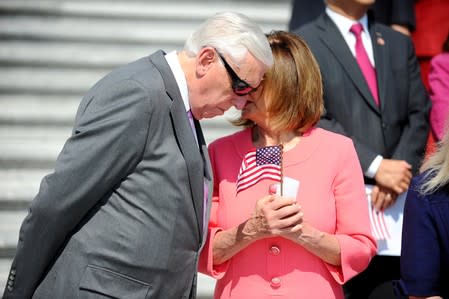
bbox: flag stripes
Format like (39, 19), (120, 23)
(236, 145), (282, 194)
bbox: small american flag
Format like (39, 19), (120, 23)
(236, 145), (282, 194)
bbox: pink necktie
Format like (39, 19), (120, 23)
(350, 23), (379, 106)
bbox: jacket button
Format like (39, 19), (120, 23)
(7, 280), (13, 286)
(7, 285), (13, 291)
(269, 245), (280, 255)
(270, 277), (281, 288)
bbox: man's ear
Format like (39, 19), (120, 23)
(196, 47), (217, 76)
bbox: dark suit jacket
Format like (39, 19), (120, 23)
(288, 0), (415, 32)
(3, 51), (213, 299)
(295, 13), (430, 180)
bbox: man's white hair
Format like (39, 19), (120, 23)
(184, 12), (273, 67)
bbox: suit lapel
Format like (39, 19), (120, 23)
(194, 119), (214, 242)
(371, 25), (388, 113)
(149, 51), (205, 236)
(317, 14), (380, 113)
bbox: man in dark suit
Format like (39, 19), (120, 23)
(3, 12), (273, 299)
(294, 0), (430, 298)
(288, 0), (415, 35)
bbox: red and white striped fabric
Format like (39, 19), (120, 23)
(369, 208), (391, 240)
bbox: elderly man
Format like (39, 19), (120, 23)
(3, 12), (273, 299)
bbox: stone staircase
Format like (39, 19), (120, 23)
(0, 0), (290, 297)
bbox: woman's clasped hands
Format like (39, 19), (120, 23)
(247, 194), (304, 240)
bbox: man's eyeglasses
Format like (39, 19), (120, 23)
(216, 52), (259, 96)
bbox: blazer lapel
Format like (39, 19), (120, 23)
(149, 51), (205, 236)
(317, 14), (380, 113)
(371, 25), (388, 114)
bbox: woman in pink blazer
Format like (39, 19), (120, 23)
(199, 31), (377, 299)
(429, 32), (449, 141)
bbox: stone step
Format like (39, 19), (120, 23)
(0, 94), (79, 125)
(0, 5), (288, 45)
(0, 169), (50, 208)
(0, 211), (25, 251)
(0, 66), (109, 94)
(0, 258), (13, 298)
(0, 15), (195, 45)
(0, 0), (289, 26)
(1, 123), (238, 169)
(0, 125), (72, 167)
(0, 41), (166, 68)
(0, 93), (240, 126)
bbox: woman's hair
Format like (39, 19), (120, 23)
(183, 12), (273, 67)
(235, 30), (324, 133)
(420, 127), (449, 194)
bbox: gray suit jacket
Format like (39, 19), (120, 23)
(3, 51), (213, 299)
(295, 13), (430, 181)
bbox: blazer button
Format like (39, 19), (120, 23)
(7, 285), (13, 291)
(9, 274), (15, 281)
(270, 277), (281, 288)
(10, 269), (16, 275)
(7, 280), (13, 286)
(269, 245), (281, 255)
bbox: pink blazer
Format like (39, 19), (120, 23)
(199, 127), (377, 299)
(429, 53), (449, 140)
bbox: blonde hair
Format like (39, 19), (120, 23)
(234, 30), (324, 133)
(420, 127), (449, 194)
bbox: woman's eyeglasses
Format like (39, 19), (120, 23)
(216, 52), (259, 96)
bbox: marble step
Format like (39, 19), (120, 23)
(0, 41), (169, 68)
(0, 211), (25, 251)
(0, 4), (288, 45)
(0, 258), (13, 298)
(0, 66), (110, 94)
(0, 15), (196, 45)
(0, 169), (50, 208)
(0, 94), (80, 125)
(0, 93), (240, 126)
(1, 124), (238, 169)
(0, 0), (289, 26)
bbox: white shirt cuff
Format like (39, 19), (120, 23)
(365, 155), (383, 178)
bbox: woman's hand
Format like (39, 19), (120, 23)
(246, 195), (303, 240)
(212, 194), (302, 265)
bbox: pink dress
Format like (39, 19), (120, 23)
(199, 127), (377, 299)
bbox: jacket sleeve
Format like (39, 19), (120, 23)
(325, 140), (377, 284)
(3, 79), (151, 299)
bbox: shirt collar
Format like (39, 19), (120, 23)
(325, 6), (369, 37)
(164, 50), (190, 113)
